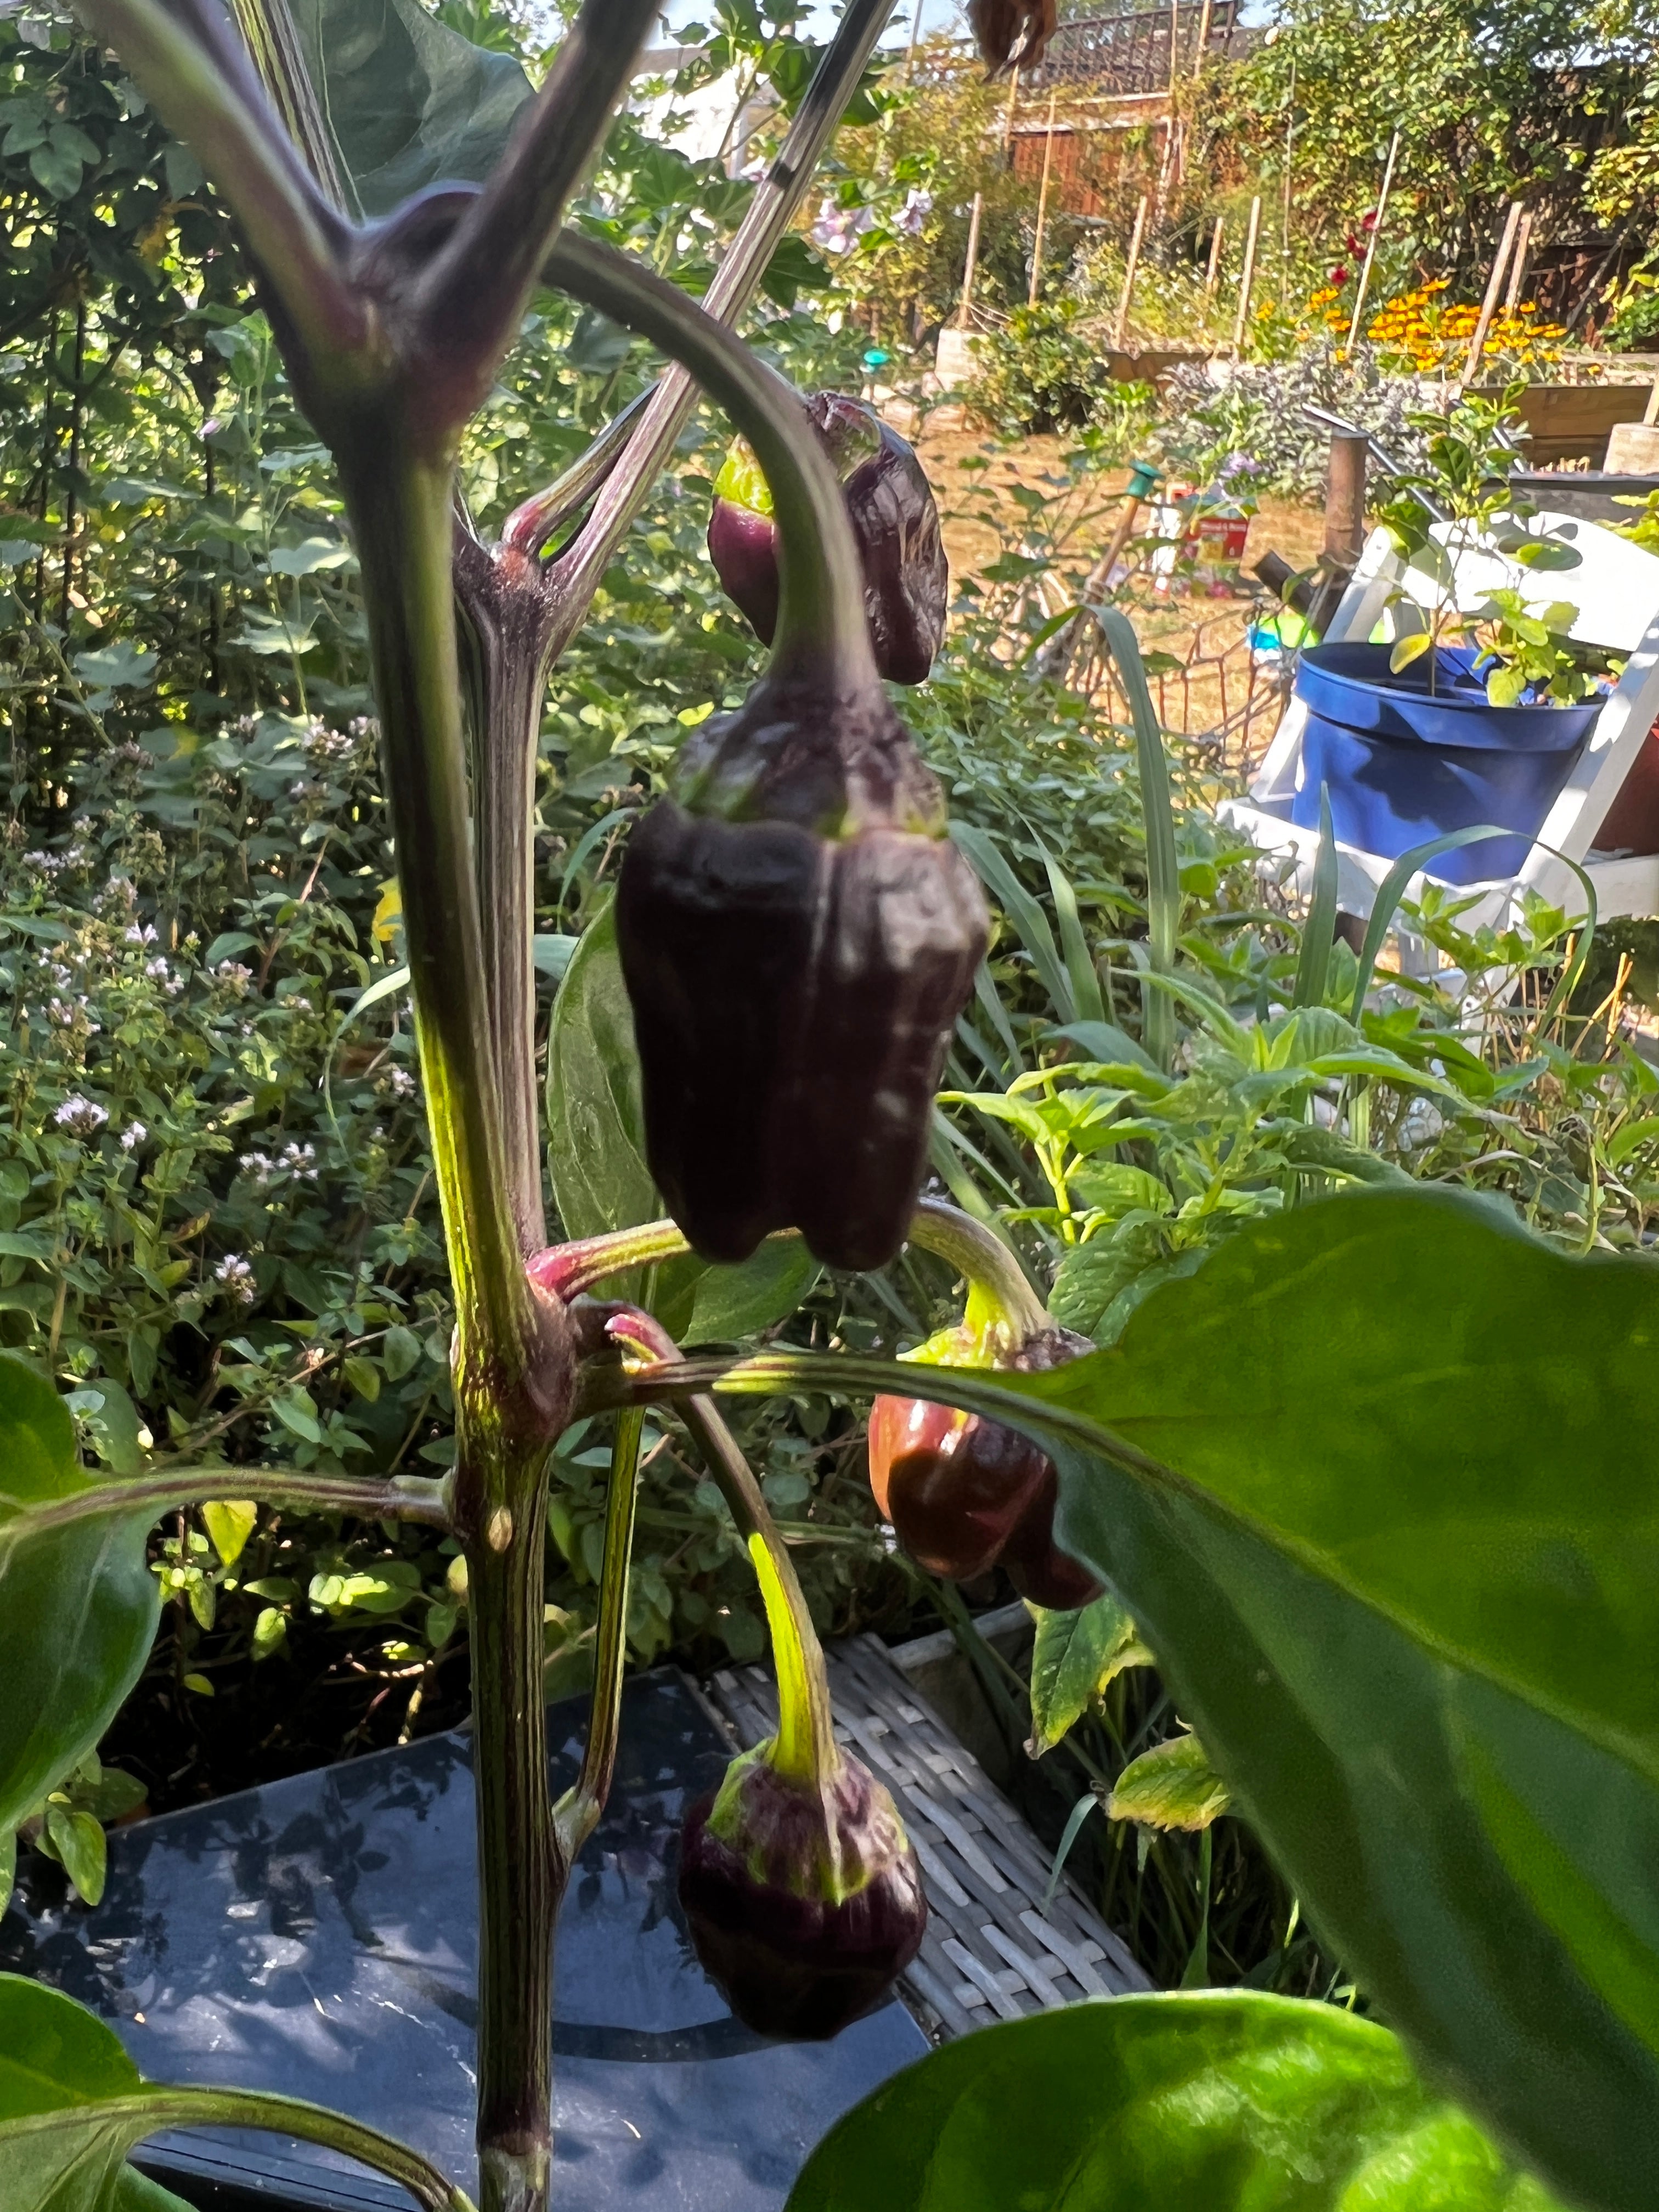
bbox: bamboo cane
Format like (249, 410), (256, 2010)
(1029, 91), (1059, 308)
(957, 191), (983, 330)
(1345, 128), (1399, 353)
(1114, 194), (1150, 348)
(1504, 210), (1534, 312)
(1191, 0), (1213, 77)
(1233, 193), (1262, 351)
(1458, 199), (1523, 392)
(1204, 212), (1223, 296)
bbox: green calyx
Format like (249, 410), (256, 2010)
(713, 439), (774, 519)
(703, 1740), (904, 1909)
(906, 1200), (1049, 1345)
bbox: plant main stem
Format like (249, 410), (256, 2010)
(466, 1444), (562, 2212)
(341, 427), (572, 2212)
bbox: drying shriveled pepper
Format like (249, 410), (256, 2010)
(619, 376), (986, 1273)
(708, 393), (949, 686)
(867, 1209), (1104, 1610)
(679, 1531), (926, 2039)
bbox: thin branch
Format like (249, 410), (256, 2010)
(544, 233), (872, 674)
(555, 1400), (643, 1857)
(535, 0), (899, 648)
(55, 2091), (473, 2212)
(603, 1304), (839, 1781)
(415, 0), (664, 397)
(3, 1466), (452, 1547)
(66, 0), (362, 360)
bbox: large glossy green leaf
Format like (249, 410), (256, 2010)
(0, 1978), (454, 2212)
(0, 1975), (156, 2212)
(786, 1993), (1561, 2210)
(545, 910), (817, 1336)
(290, 0), (532, 216)
(0, 1357), (159, 1832)
(691, 1187), (1659, 2206)
(1019, 1190), (1659, 2209)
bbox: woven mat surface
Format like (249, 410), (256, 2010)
(696, 1633), (1150, 2040)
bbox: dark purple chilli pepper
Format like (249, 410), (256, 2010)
(708, 393), (949, 686)
(615, 665), (988, 1271)
(678, 1743), (927, 2041)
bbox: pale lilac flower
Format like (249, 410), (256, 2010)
(214, 1254), (256, 1305)
(54, 1097), (108, 1137)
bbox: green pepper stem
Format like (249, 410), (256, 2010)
(908, 1197), (1048, 1341)
(543, 233), (877, 684)
(555, 1404), (644, 1859)
(106, 2087), (474, 2211)
(601, 1306), (839, 1786)
(530, 0), (900, 661)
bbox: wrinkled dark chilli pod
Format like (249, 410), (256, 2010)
(709, 393), (949, 686)
(617, 674), (986, 1269)
(677, 1503), (926, 2040)
(678, 1742), (927, 2041)
(868, 1323), (1104, 1607)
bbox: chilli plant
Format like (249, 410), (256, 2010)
(3, 0), (1659, 2210)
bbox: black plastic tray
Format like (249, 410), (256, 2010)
(0, 1673), (927, 2209)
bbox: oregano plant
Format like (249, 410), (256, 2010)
(2, 0), (1658, 2208)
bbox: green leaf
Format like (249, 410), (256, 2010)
(0, 1354), (159, 1833)
(266, 537), (351, 578)
(1022, 1190), (1659, 2204)
(46, 1802), (108, 1905)
(0, 1830), (14, 1920)
(111, 2170), (194, 2212)
(676, 1241), (821, 1346)
(342, 1355), (381, 1403)
(28, 142), (83, 199)
(291, 0), (533, 216)
(71, 642), (156, 692)
(0, 1974), (154, 2210)
(381, 1324), (421, 1381)
(545, 904), (656, 1243)
(1389, 628), (1434, 673)
(1108, 1733), (1231, 1830)
(786, 1993), (1564, 2210)
(251, 1606), (287, 1661)
(1026, 1590), (1144, 1754)
(200, 1499), (256, 1567)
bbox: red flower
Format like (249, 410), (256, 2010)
(1330, 264), (1350, 285)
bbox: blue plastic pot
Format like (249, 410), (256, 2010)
(1290, 642), (1602, 885)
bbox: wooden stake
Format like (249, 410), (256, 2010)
(1346, 128), (1399, 353)
(1458, 199), (1523, 392)
(1167, 0), (1181, 93)
(901, 0), (926, 81)
(1114, 194), (1150, 348)
(1643, 370), (1659, 428)
(957, 191), (984, 330)
(1280, 55), (1296, 282)
(1204, 212), (1224, 296)
(1504, 210), (1534, 312)
(1233, 193), (1262, 351)
(1029, 92), (1059, 308)
(1002, 64), (1020, 153)
(1191, 0), (1214, 77)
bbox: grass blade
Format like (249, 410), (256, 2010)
(1043, 847), (1108, 1026)
(952, 822), (1074, 1020)
(1092, 605), (1178, 1071)
(1292, 784), (1338, 1011)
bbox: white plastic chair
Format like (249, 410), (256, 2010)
(1222, 510), (1659, 973)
